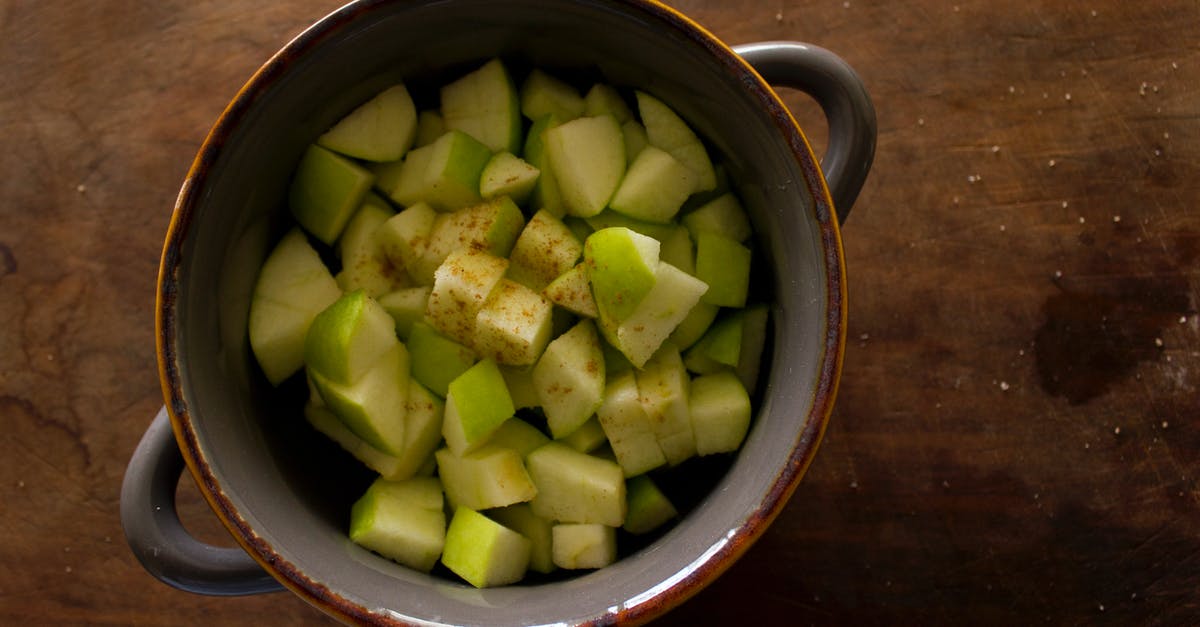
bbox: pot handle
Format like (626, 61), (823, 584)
(733, 41), (876, 224)
(120, 406), (284, 595)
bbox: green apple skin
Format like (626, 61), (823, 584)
(406, 321), (477, 398)
(687, 310), (744, 370)
(544, 115), (627, 218)
(583, 227), (660, 325)
(520, 69), (585, 122)
(473, 278), (555, 367)
(310, 341), (410, 456)
(596, 369), (666, 477)
(479, 151), (540, 205)
(634, 91), (716, 192)
(440, 58), (522, 154)
(303, 289), (398, 385)
(532, 319), (606, 439)
(248, 228), (342, 385)
(668, 300), (720, 352)
(682, 192), (752, 243)
(551, 523), (617, 570)
(689, 370), (753, 456)
(488, 503), (556, 574)
(507, 209), (583, 292)
(289, 144), (376, 245)
(542, 262), (597, 318)
(442, 358), (515, 456)
(610, 261), (708, 369)
(608, 145), (696, 223)
(349, 476), (445, 573)
(527, 442), (626, 527)
(389, 130), (492, 212)
(435, 445), (537, 511)
(442, 506), (532, 588)
(583, 83), (634, 123)
(622, 474), (678, 535)
(695, 231), (751, 308)
(318, 83), (417, 162)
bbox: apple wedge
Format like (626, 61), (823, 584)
(317, 83), (417, 162)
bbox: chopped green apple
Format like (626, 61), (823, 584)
(305, 402), (407, 479)
(520, 69), (585, 122)
(596, 369), (666, 477)
(317, 83), (417, 162)
(414, 110), (445, 147)
(376, 285), (431, 339)
(657, 224), (695, 276)
(435, 445), (537, 510)
(349, 476), (446, 573)
(622, 475), (678, 535)
(635, 91), (716, 192)
(440, 58), (522, 153)
(473, 278), (555, 366)
(609, 261), (709, 368)
(309, 342), (410, 456)
(668, 301), (720, 351)
(414, 196), (526, 288)
(552, 523), (617, 570)
(507, 209), (583, 291)
(608, 145), (696, 223)
(488, 504), (556, 574)
(523, 114), (566, 217)
(289, 144), (375, 245)
(484, 417), (550, 458)
(442, 506), (531, 588)
(682, 192), (752, 243)
(636, 343), (695, 466)
(527, 442), (626, 527)
(387, 130), (492, 211)
(377, 201), (436, 277)
(559, 417), (607, 454)
(689, 370), (752, 456)
(584, 209), (676, 242)
(248, 228), (342, 385)
(735, 303), (769, 394)
(304, 290), (398, 384)
(336, 194), (405, 297)
(684, 310), (744, 374)
(532, 320), (605, 439)
(425, 248), (509, 345)
(479, 151), (540, 205)
(406, 321), (477, 398)
(497, 365), (541, 411)
(544, 115), (626, 218)
(583, 83), (633, 123)
(542, 263), (597, 318)
(442, 358), (515, 456)
(695, 231), (751, 307)
(583, 227), (660, 325)
(621, 119), (649, 162)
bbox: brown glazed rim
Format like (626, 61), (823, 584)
(155, 0), (846, 624)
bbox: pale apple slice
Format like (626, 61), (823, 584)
(507, 209), (583, 292)
(635, 91), (716, 192)
(695, 231), (751, 307)
(497, 365), (541, 411)
(415, 197), (526, 288)
(388, 130), (492, 211)
(349, 477), (445, 573)
(289, 144), (375, 245)
(484, 417), (550, 458)
(479, 152), (540, 205)
(622, 474), (678, 535)
(583, 227), (660, 326)
(621, 119), (649, 162)
(735, 303), (770, 394)
(309, 342), (409, 456)
(558, 417), (607, 454)
(435, 445), (537, 511)
(610, 261), (708, 368)
(248, 228), (342, 385)
(583, 210), (675, 244)
(684, 310), (744, 374)
(523, 114), (566, 218)
(520, 69), (585, 122)
(442, 358), (515, 456)
(544, 115), (626, 218)
(689, 370), (752, 456)
(583, 83), (634, 123)
(527, 442), (626, 527)
(656, 224), (695, 276)
(596, 369), (666, 477)
(414, 110), (445, 147)
(636, 342), (695, 466)
(303, 290), (398, 384)
(532, 319), (605, 439)
(406, 321), (476, 398)
(336, 194), (406, 298)
(473, 278), (555, 366)
(317, 83), (417, 162)
(682, 192), (752, 243)
(425, 248), (509, 345)
(376, 285), (431, 340)
(552, 523), (617, 570)
(609, 145), (696, 223)
(377, 201), (436, 279)
(669, 300), (720, 351)
(542, 263), (597, 318)
(488, 504), (556, 574)
(442, 506), (531, 588)
(440, 58), (522, 153)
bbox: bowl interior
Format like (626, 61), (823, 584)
(163, 0), (840, 624)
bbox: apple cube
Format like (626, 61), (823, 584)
(425, 248), (509, 345)
(309, 342), (409, 456)
(695, 231), (751, 307)
(636, 343), (695, 466)
(388, 130), (492, 211)
(289, 144), (375, 245)
(479, 151), (540, 205)
(527, 442), (626, 526)
(583, 227), (660, 325)
(609, 145), (696, 223)
(442, 506), (531, 588)
(635, 91), (716, 191)
(376, 286), (431, 340)
(682, 192), (752, 243)
(305, 402), (406, 479)
(349, 477), (446, 573)
(497, 365), (541, 410)
(532, 320), (606, 439)
(484, 417), (550, 459)
(622, 475), (678, 535)
(440, 58), (522, 153)
(488, 504), (556, 574)
(542, 263), (597, 318)
(377, 201), (436, 278)
(684, 310), (743, 374)
(507, 210), (583, 292)
(415, 196), (526, 288)
(552, 524), (617, 570)
(303, 290), (398, 384)
(657, 224), (695, 276)
(610, 261), (709, 368)
(583, 83), (634, 123)
(596, 369), (666, 477)
(621, 119), (649, 162)
(668, 300), (720, 351)
(336, 194), (405, 297)
(318, 83), (417, 162)
(406, 321), (476, 398)
(435, 445), (537, 511)
(414, 109), (445, 147)
(735, 304), (770, 394)
(559, 417), (608, 454)
(442, 358), (515, 456)
(520, 69), (585, 122)
(544, 115), (626, 218)
(248, 228), (342, 385)
(473, 278), (555, 366)
(584, 209), (675, 242)
(523, 114), (567, 218)
(689, 370), (753, 456)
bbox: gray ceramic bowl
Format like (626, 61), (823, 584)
(121, 0), (875, 624)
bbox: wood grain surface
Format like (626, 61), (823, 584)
(1, 1), (1196, 624)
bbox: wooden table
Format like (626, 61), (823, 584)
(2, 1), (1196, 624)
